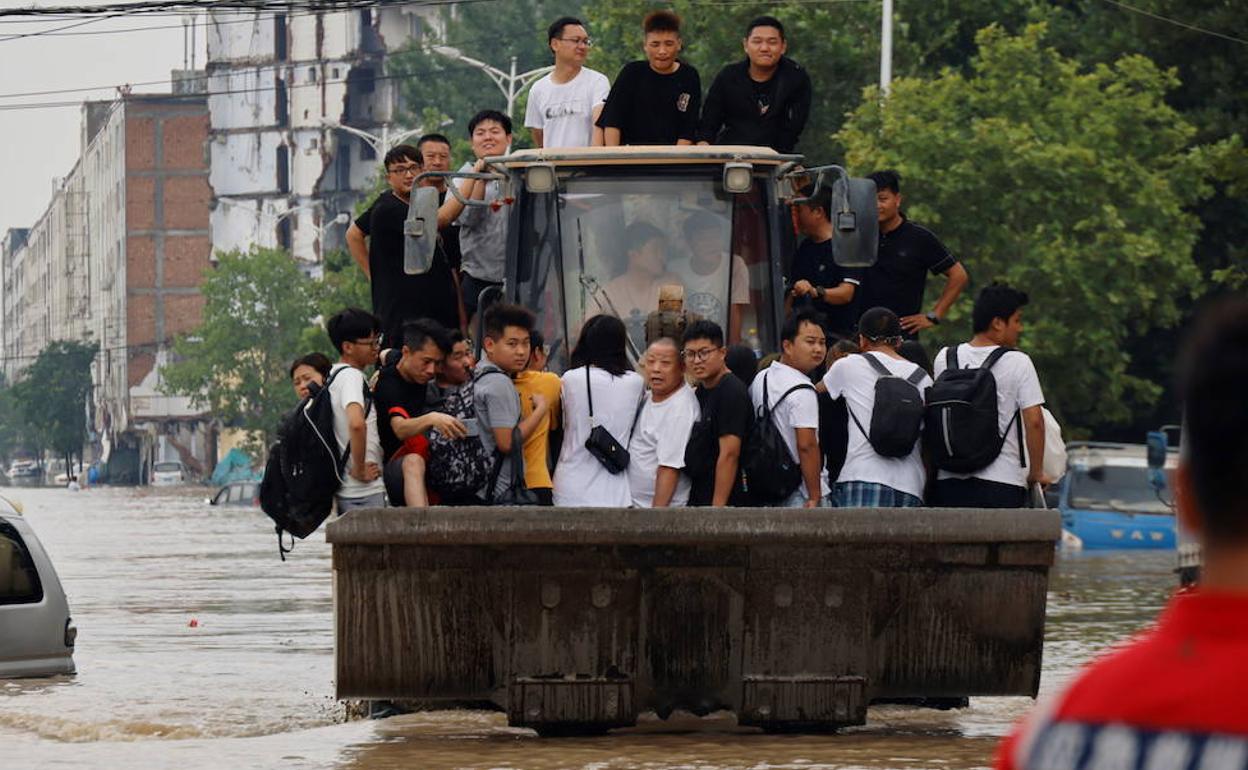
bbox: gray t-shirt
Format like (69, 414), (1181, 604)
(455, 161), (510, 283)
(473, 359), (522, 498)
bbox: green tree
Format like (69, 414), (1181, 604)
(2, 341), (95, 469)
(838, 23), (1235, 432)
(163, 247), (321, 455)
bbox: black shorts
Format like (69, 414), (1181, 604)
(461, 274), (503, 319)
(383, 455), (409, 506)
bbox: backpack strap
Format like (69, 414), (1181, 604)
(628, 391), (647, 443)
(946, 346), (959, 371)
(982, 346), (1015, 370)
(906, 366), (928, 386)
(862, 352), (892, 377)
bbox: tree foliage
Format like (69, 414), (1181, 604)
(163, 247), (320, 454)
(838, 24), (1233, 431)
(0, 341), (95, 465)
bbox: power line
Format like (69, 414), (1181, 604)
(0, 0), (472, 19)
(1097, 0), (1248, 47)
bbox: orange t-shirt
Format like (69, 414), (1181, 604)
(514, 370), (562, 490)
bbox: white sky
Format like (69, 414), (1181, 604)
(0, 0), (205, 236)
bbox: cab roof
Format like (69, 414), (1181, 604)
(486, 145), (801, 169)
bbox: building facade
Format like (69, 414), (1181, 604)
(206, 6), (442, 268)
(0, 92), (215, 483)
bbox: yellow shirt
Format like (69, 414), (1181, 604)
(514, 370), (562, 490)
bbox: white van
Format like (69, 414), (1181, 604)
(0, 497), (76, 678)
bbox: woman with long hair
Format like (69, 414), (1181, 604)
(553, 315), (645, 506)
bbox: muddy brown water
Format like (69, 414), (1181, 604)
(1, 487), (1175, 769)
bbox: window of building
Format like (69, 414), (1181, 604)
(275, 78), (288, 126)
(0, 522), (43, 606)
(274, 14), (288, 62)
(359, 138), (375, 161)
(276, 145), (290, 193)
(308, 67), (317, 83)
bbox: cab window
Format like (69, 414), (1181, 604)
(0, 522), (44, 606)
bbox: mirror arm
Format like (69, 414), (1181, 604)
(414, 170), (507, 207)
(784, 164), (851, 209)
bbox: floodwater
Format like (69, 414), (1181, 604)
(1, 487), (1176, 770)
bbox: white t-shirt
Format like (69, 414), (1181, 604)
(552, 365), (645, 507)
(328, 363), (385, 499)
(524, 68), (610, 149)
(671, 254), (751, 326)
(933, 343), (1045, 488)
(822, 352), (932, 500)
(627, 385), (700, 508)
(748, 360), (830, 497)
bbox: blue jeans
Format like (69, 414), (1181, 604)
(335, 492), (386, 515)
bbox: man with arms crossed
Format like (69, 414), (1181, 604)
(526, 17), (609, 148)
(682, 320), (752, 507)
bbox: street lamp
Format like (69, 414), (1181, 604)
(430, 45), (553, 120)
(880, 0), (894, 96)
(321, 117), (454, 157)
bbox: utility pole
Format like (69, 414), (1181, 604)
(430, 45), (553, 120)
(321, 117), (454, 157)
(880, 0), (894, 96)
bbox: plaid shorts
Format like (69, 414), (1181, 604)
(833, 481), (923, 508)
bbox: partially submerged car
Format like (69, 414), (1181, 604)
(0, 496), (76, 678)
(207, 480), (260, 507)
(1055, 442), (1177, 550)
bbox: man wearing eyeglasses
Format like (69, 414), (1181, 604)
(525, 17), (609, 149)
(681, 320), (753, 507)
(346, 145), (462, 345)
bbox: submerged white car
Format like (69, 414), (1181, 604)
(0, 496), (76, 678)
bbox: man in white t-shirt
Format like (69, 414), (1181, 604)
(673, 211), (750, 343)
(749, 309), (830, 507)
(821, 307), (932, 507)
(525, 17), (610, 149)
(628, 338), (700, 507)
(930, 283), (1050, 508)
(325, 308), (386, 512)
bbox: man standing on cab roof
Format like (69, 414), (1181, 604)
(526, 17), (609, 149)
(698, 16), (812, 153)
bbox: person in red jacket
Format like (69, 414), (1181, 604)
(996, 296), (1248, 770)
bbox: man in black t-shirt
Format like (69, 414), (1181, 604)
(681, 320), (752, 507)
(698, 16), (812, 153)
(345, 145), (461, 347)
(373, 320), (466, 506)
(854, 170), (969, 337)
(787, 183), (863, 340)
(597, 10), (700, 146)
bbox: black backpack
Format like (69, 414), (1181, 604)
(847, 353), (928, 459)
(924, 346), (1024, 474)
(259, 368), (367, 560)
(425, 370), (507, 498)
(741, 371), (816, 503)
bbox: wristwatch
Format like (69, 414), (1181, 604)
(813, 285), (825, 300)
(925, 311), (941, 325)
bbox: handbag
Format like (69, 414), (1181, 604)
(487, 427), (540, 506)
(583, 366), (631, 474)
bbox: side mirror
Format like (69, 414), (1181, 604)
(831, 177), (879, 268)
(1146, 430), (1168, 471)
(403, 186), (439, 275)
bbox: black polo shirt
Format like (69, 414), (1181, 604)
(789, 237), (864, 339)
(854, 218), (957, 319)
(688, 372), (753, 507)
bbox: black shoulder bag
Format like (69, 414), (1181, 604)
(487, 426), (540, 506)
(583, 366), (632, 474)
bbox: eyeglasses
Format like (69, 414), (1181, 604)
(682, 347), (720, 362)
(387, 164), (420, 176)
(559, 36), (592, 47)
(352, 337), (381, 349)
